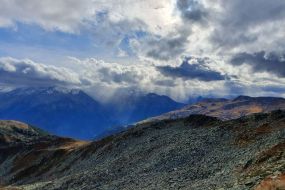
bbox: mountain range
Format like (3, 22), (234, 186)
(142, 95), (285, 123)
(0, 87), (185, 139)
(2, 86), (285, 140)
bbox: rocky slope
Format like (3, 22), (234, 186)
(1, 110), (285, 189)
(142, 96), (285, 123)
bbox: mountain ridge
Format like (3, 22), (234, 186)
(141, 95), (285, 123)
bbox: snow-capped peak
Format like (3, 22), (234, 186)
(46, 86), (81, 95)
(6, 86), (82, 96)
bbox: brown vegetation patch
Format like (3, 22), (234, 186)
(12, 150), (42, 174)
(235, 123), (273, 147)
(9, 138), (89, 183)
(11, 149), (70, 183)
(58, 140), (90, 151)
(255, 141), (285, 164)
(255, 174), (285, 190)
(0, 121), (30, 130)
(240, 141), (285, 185)
(0, 187), (22, 190)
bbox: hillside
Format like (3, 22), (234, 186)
(0, 120), (49, 146)
(142, 96), (285, 123)
(1, 111), (285, 189)
(0, 121), (89, 187)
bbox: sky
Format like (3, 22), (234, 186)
(0, 0), (285, 102)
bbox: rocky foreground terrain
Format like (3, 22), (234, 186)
(1, 109), (285, 189)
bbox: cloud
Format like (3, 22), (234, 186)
(0, 57), (89, 87)
(2, 1), (285, 100)
(156, 57), (225, 81)
(0, 0), (177, 35)
(219, 0), (285, 30)
(137, 0), (208, 61)
(0, 56), (180, 91)
(1, 0), (285, 60)
(97, 67), (144, 85)
(231, 51), (285, 77)
(210, 0), (285, 52)
(176, 0), (208, 23)
(145, 28), (191, 61)
(0, 0), (94, 33)
(68, 57), (232, 101)
(2, 56), (285, 102)
(69, 57), (162, 87)
(0, 0), (189, 62)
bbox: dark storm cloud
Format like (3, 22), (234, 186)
(176, 0), (208, 23)
(98, 67), (143, 84)
(156, 57), (225, 81)
(220, 0), (285, 29)
(145, 28), (191, 61)
(211, 0), (285, 48)
(231, 51), (285, 77)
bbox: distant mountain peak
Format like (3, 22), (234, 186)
(199, 97), (229, 103)
(45, 86), (81, 95)
(233, 95), (253, 101)
(145, 93), (170, 99)
(5, 86), (83, 96)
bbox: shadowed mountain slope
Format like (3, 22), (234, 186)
(0, 87), (109, 139)
(0, 87), (184, 140)
(1, 111), (285, 189)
